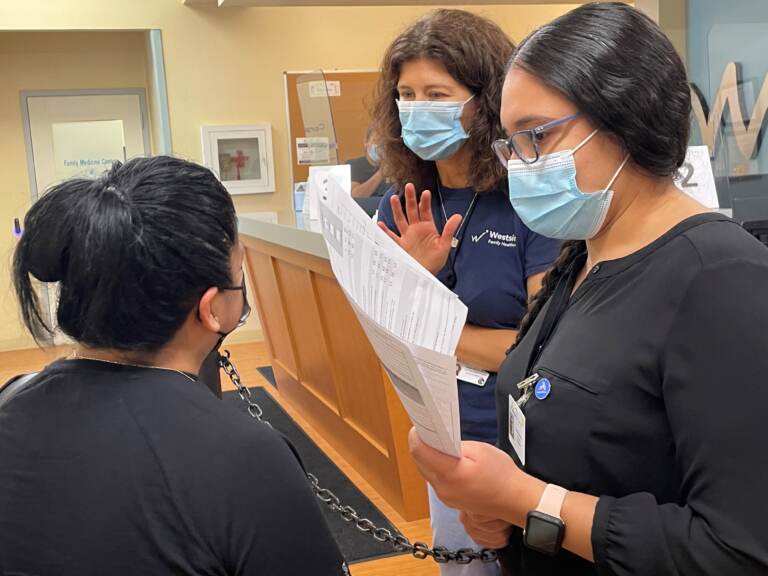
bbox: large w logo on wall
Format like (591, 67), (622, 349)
(691, 62), (768, 160)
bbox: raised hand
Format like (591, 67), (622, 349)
(377, 183), (461, 275)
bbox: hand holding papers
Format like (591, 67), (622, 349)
(317, 170), (466, 457)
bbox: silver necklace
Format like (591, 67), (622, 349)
(435, 181), (479, 248)
(68, 353), (197, 382)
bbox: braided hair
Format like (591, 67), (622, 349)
(516, 241), (584, 345)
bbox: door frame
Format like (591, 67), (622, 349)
(20, 87), (151, 202)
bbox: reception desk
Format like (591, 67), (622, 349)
(239, 215), (429, 521)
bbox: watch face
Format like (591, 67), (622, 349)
(524, 511), (564, 556)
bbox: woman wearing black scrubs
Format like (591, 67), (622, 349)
(408, 3), (768, 575)
(0, 157), (346, 575)
(199, 348), (223, 397)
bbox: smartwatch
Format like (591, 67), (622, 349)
(523, 484), (568, 556)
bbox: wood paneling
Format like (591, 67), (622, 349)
(313, 273), (391, 455)
(274, 261), (340, 411)
(243, 236), (429, 521)
(245, 250), (298, 379)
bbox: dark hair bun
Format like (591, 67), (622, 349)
(25, 227), (70, 283)
(20, 181), (84, 282)
(13, 156), (237, 350)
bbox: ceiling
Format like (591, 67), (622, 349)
(183, 0), (613, 7)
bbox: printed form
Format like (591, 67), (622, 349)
(317, 173), (466, 456)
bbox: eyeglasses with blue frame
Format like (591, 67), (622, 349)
(492, 112), (581, 167)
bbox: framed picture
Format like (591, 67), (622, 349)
(201, 124), (276, 195)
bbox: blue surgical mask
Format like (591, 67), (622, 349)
(507, 130), (629, 240)
(397, 96), (473, 161)
(367, 143), (380, 164)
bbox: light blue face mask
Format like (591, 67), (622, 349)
(367, 143), (380, 164)
(507, 130), (629, 240)
(397, 96), (473, 161)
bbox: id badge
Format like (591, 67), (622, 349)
(508, 395), (526, 465)
(456, 362), (490, 387)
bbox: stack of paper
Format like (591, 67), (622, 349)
(316, 171), (467, 457)
(307, 165), (351, 221)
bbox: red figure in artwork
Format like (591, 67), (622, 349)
(229, 150), (249, 180)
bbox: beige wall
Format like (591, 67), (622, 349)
(634, 0), (686, 63)
(0, 1), (576, 351)
(0, 31), (151, 350)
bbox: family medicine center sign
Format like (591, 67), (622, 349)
(52, 120), (126, 180)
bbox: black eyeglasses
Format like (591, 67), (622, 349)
(492, 112), (580, 166)
(220, 273), (251, 328)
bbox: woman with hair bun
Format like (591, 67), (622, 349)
(0, 156), (347, 575)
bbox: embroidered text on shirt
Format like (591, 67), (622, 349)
(472, 229), (517, 248)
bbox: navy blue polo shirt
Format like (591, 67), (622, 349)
(378, 184), (560, 443)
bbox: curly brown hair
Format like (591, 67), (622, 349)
(371, 9), (515, 194)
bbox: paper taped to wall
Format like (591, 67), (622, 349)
(309, 80), (341, 98)
(296, 136), (330, 165)
(674, 145), (719, 208)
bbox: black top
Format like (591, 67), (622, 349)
(496, 213), (768, 575)
(199, 347), (223, 397)
(0, 359), (347, 576)
(345, 156), (389, 197)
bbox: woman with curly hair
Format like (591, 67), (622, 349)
(373, 10), (560, 575)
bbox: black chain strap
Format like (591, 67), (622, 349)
(218, 350), (498, 566)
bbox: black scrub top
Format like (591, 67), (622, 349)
(199, 346), (223, 397)
(0, 359), (347, 576)
(495, 213), (768, 575)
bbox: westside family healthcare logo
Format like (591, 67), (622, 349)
(472, 229), (517, 248)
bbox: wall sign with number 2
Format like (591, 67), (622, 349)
(674, 146), (719, 209)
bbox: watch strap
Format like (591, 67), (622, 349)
(536, 484), (568, 520)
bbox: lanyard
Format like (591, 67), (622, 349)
(523, 250), (586, 379)
(435, 183), (480, 290)
(435, 182), (479, 249)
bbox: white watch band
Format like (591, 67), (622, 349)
(536, 484), (568, 520)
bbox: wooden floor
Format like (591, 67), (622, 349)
(0, 341), (438, 576)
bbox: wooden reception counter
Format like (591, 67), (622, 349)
(239, 215), (429, 521)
